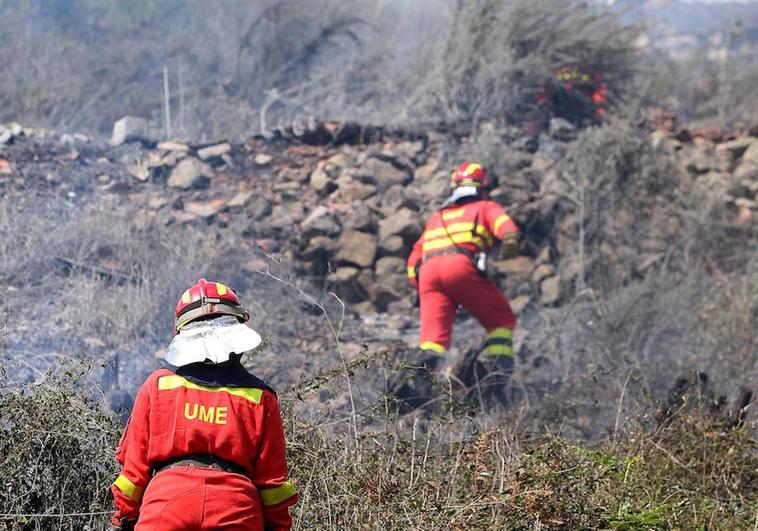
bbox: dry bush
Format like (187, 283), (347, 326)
(559, 121), (685, 290)
(629, 40), (758, 128)
(407, 0), (640, 127)
(2, 351), (754, 530)
(0, 367), (120, 530)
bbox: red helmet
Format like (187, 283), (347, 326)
(450, 161), (492, 190)
(174, 278), (249, 333)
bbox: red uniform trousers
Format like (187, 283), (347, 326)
(418, 253), (516, 353)
(136, 467), (263, 530)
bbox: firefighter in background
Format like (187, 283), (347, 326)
(395, 162), (520, 406)
(535, 66), (608, 123)
(111, 279), (297, 530)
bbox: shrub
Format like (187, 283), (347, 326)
(415, 0), (640, 127)
(0, 368), (120, 530)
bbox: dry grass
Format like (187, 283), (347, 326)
(1, 360), (755, 530)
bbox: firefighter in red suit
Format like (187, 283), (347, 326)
(399, 162), (520, 403)
(111, 279), (297, 530)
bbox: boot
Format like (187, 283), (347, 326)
(452, 344), (513, 408)
(387, 347), (445, 414)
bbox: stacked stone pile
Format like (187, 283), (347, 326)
(2, 115), (756, 323)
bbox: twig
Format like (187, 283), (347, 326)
(256, 266), (360, 453)
(613, 369), (633, 442)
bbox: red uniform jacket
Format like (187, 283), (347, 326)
(406, 198), (518, 287)
(111, 362), (297, 528)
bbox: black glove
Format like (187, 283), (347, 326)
(111, 518), (136, 531)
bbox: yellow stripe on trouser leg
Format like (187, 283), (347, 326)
(484, 327), (513, 357)
(113, 474), (144, 501)
(420, 341), (446, 353)
(260, 481), (298, 506)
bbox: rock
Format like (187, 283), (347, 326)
(368, 277), (405, 311)
(254, 153), (273, 166)
(158, 141), (189, 152)
(356, 268), (375, 296)
(378, 235), (406, 257)
(681, 144), (724, 175)
(126, 163), (150, 181)
(380, 184), (420, 215)
(197, 142), (231, 161)
(536, 246), (551, 265)
(540, 276), (561, 306)
(559, 257), (584, 284)
(734, 197), (758, 211)
(715, 137), (754, 162)
(299, 236), (338, 262)
(413, 158), (440, 182)
(327, 267), (365, 303)
(146, 151), (186, 169)
(358, 157), (410, 191)
(734, 162), (758, 182)
(742, 141), (758, 165)
(168, 158), (212, 189)
(531, 155), (554, 172)
(492, 256), (534, 276)
(531, 263), (555, 285)
(393, 140), (425, 160)
(378, 208), (422, 242)
(227, 189), (255, 209)
(336, 231), (377, 268)
(342, 202), (376, 232)
(510, 294), (531, 314)
(184, 198), (228, 218)
(375, 256), (405, 278)
(0, 122), (22, 145)
(549, 117), (577, 141)
(338, 178), (376, 202)
(301, 210), (341, 239)
(0, 158), (12, 175)
(111, 116), (151, 146)
(246, 195), (273, 221)
(310, 168), (336, 196)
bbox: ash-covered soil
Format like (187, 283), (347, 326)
(1, 117), (756, 436)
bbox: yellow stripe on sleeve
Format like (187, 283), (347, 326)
(260, 481), (297, 506)
(493, 214), (510, 236)
(113, 474), (144, 501)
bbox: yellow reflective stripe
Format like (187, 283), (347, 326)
(455, 179), (482, 187)
(216, 283), (228, 296)
(423, 221), (476, 240)
(493, 214), (510, 236)
(113, 474), (144, 501)
(420, 341), (446, 353)
(158, 374), (263, 404)
(424, 223), (493, 246)
(464, 162), (482, 175)
(441, 208), (466, 220)
(421, 233), (485, 253)
(260, 481), (297, 506)
(487, 327), (513, 340)
(407, 266), (417, 279)
(476, 225), (494, 247)
(181, 290), (191, 304)
(485, 344), (514, 357)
